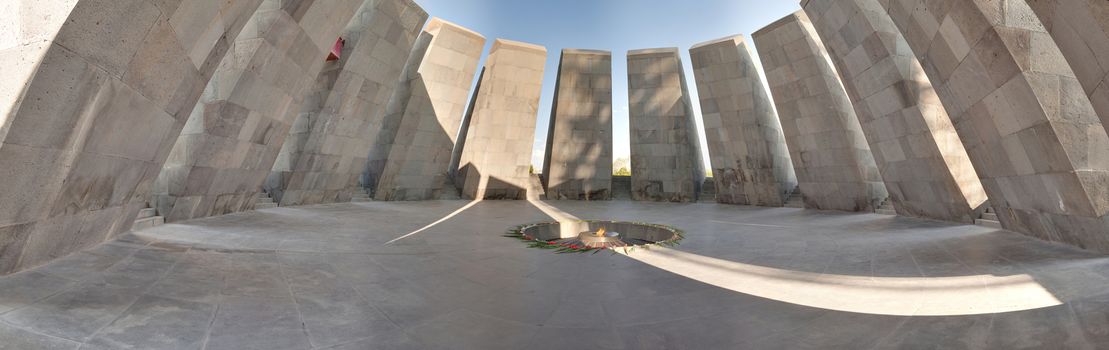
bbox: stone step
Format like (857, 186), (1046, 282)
(137, 208), (156, 219)
(257, 197), (274, 204)
(133, 216), (164, 231)
(976, 219), (1002, 229)
(875, 209), (897, 215)
(785, 200), (804, 208)
(255, 203), (277, 209)
(981, 212), (998, 221)
(351, 198), (373, 203)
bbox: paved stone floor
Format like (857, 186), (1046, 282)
(2, 200), (1109, 349)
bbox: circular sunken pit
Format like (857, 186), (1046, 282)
(506, 220), (684, 253)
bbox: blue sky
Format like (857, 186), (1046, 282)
(413, 0), (801, 169)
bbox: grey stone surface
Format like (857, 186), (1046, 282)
(0, 201), (1106, 348)
(881, 0), (1109, 251)
(626, 48), (706, 203)
(0, 322), (79, 350)
(455, 39), (547, 200)
(542, 49), (614, 200)
(84, 295), (214, 350)
(375, 18), (486, 201)
(270, 0), (428, 206)
(153, 0), (366, 223)
(1027, 1), (1109, 138)
(0, 0), (266, 275)
(753, 11), (889, 212)
(689, 35), (797, 206)
(801, 0), (988, 223)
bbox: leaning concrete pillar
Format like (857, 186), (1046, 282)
(753, 12), (888, 212)
(1027, 2), (1109, 138)
(541, 49), (614, 200)
(0, 0), (264, 273)
(374, 18), (486, 201)
(269, 0), (428, 206)
(455, 39), (547, 200)
(154, 0), (365, 221)
(689, 36), (797, 206)
(800, 0), (988, 223)
(626, 48), (706, 203)
(882, 0), (1109, 250)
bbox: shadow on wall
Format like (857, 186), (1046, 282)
(455, 165), (528, 200)
(374, 72), (461, 201)
(546, 116), (612, 200)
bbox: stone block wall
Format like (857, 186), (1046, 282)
(1027, 1), (1109, 138)
(881, 0), (1109, 251)
(0, 0), (266, 274)
(626, 48), (706, 203)
(753, 11), (888, 212)
(542, 49), (614, 200)
(689, 35), (797, 206)
(455, 39), (547, 200)
(271, 0), (428, 206)
(802, 0), (988, 223)
(374, 18), (486, 201)
(154, 0), (365, 222)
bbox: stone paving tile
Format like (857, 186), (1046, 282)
(0, 271), (75, 315)
(83, 295), (214, 350)
(144, 255), (227, 304)
(0, 201), (1106, 348)
(323, 331), (425, 350)
(873, 314), (993, 349)
(0, 322), (79, 350)
(1, 279), (146, 342)
(528, 327), (626, 350)
(986, 304), (1093, 349)
(408, 309), (538, 350)
(34, 252), (128, 282)
(204, 296), (310, 350)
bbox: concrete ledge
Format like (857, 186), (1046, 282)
(562, 48), (611, 56)
(690, 34), (745, 50)
(628, 47), (680, 57)
(426, 17), (485, 40)
(753, 11), (806, 37)
(493, 38), (547, 53)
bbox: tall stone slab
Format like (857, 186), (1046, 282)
(626, 48), (706, 203)
(689, 36), (797, 206)
(1027, 1), (1109, 138)
(455, 39), (547, 200)
(801, 0), (988, 223)
(0, 0), (265, 274)
(269, 0), (428, 206)
(753, 12), (888, 212)
(541, 49), (614, 200)
(154, 0), (365, 222)
(374, 19), (486, 201)
(882, 0), (1109, 251)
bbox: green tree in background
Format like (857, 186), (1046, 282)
(614, 167), (631, 176)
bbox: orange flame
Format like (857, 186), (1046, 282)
(595, 227), (607, 237)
